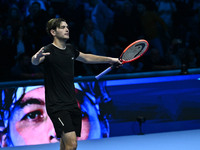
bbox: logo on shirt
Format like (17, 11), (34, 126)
(72, 57), (74, 60)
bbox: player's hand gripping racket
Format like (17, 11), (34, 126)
(95, 39), (149, 80)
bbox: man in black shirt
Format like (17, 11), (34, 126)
(31, 18), (121, 150)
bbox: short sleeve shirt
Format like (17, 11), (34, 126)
(43, 43), (80, 114)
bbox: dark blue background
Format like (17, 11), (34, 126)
(105, 74), (200, 136)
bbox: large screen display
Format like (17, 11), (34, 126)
(0, 74), (200, 147)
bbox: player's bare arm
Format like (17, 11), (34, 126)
(76, 52), (121, 65)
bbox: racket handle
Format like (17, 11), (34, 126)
(95, 66), (112, 80)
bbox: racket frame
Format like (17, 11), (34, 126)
(119, 39), (149, 64)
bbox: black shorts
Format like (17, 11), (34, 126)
(49, 107), (82, 138)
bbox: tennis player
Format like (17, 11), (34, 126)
(31, 18), (121, 150)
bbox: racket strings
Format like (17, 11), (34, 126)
(121, 47), (144, 61)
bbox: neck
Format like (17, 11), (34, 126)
(53, 38), (67, 50)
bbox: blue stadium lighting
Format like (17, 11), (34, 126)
(106, 74), (200, 86)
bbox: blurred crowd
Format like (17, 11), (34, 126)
(0, 0), (200, 81)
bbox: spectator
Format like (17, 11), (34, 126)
(136, 1), (170, 57)
(79, 19), (107, 75)
(186, 49), (197, 68)
(0, 25), (15, 81)
(61, 0), (85, 45)
(156, 0), (176, 28)
(143, 48), (176, 71)
(5, 5), (23, 30)
(111, 0), (139, 47)
(79, 19), (106, 56)
(195, 46), (200, 67)
(165, 38), (183, 69)
(10, 53), (43, 80)
(11, 25), (33, 60)
(90, 0), (114, 34)
(24, 1), (48, 54)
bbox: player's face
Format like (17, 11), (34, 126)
(5, 86), (94, 146)
(7, 87), (57, 146)
(55, 21), (69, 40)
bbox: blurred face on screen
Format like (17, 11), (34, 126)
(3, 86), (57, 146)
(1, 86), (102, 147)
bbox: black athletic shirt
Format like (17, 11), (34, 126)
(43, 43), (80, 115)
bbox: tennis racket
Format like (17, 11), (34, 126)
(95, 39), (149, 80)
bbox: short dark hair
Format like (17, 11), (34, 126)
(46, 18), (66, 37)
(31, 1), (41, 7)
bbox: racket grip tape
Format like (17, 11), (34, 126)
(95, 66), (112, 80)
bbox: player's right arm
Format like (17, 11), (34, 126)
(31, 47), (50, 65)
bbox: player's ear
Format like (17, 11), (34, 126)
(50, 29), (56, 36)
